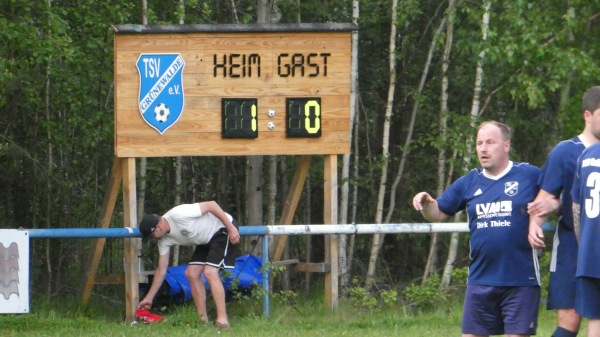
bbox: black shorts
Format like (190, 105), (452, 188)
(189, 227), (238, 269)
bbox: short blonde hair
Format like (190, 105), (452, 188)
(478, 120), (511, 141)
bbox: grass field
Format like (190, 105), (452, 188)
(0, 293), (587, 337)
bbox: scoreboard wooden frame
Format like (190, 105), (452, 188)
(112, 23), (357, 157)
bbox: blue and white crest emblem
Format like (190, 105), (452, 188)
(136, 53), (185, 134)
(504, 181), (519, 196)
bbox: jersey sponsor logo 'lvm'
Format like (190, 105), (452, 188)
(475, 200), (512, 219)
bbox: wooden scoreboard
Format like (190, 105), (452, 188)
(107, 24), (356, 319)
(112, 23), (356, 157)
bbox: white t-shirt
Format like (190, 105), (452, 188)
(157, 203), (233, 256)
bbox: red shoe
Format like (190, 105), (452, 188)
(136, 308), (164, 323)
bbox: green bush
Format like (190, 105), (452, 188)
(402, 274), (447, 312)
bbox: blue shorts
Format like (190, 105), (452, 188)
(462, 285), (540, 335)
(547, 271), (577, 309)
(575, 276), (600, 319)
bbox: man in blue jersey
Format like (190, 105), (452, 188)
(571, 141), (600, 337)
(413, 120), (542, 337)
(528, 86), (600, 337)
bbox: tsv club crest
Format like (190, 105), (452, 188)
(136, 53), (185, 134)
(504, 181), (519, 197)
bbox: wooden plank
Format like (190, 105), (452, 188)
(116, 115), (351, 132)
(292, 262), (331, 273)
(80, 158), (123, 307)
(114, 69), (352, 87)
(95, 271), (154, 285)
(115, 139), (350, 158)
(94, 274), (125, 284)
(270, 259), (299, 266)
(115, 32), (351, 51)
(324, 155), (338, 308)
(270, 156), (312, 260)
(122, 158), (139, 322)
(115, 52), (351, 71)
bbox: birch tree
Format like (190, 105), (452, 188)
(172, 0), (186, 267)
(246, 0), (275, 257)
(418, 0), (460, 284)
(365, 0), (398, 291)
(437, 0), (458, 289)
(45, 0), (54, 296)
(384, 6), (448, 280)
(137, 0), (148, 238)
(366, 1), (448, 289)
(442, 2), (493, 289)
(339, 0), (359, 295)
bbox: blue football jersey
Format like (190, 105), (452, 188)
(538, 137), (585, 273)
(571, 142), (600, 278)
(437, 161), (541, 286)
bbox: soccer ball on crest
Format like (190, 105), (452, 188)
(154, 103), (170, 123)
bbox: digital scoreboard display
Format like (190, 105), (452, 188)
(286, 98), (321, 138)
(221, 98), (258, 139)
(113, 23), (355, 157)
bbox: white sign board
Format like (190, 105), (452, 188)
(0, 230), (29, 314)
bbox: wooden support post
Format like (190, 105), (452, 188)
(122, 158), (139, 322)
(324, 155), (338, 308)
(81, 158), (123, 306)
(270, 155), (312, 261)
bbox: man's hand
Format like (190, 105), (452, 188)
(527, 198), (560, 217)
(138, 298), (152, 310)
(527, 189), (560, 217)
(229, 226), (240, 245)
(413, 192), (435, 211)
(527, 223), (546, 249)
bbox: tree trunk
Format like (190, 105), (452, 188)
(373, 4), (448, 287)
(385, 14), (448, 225)
(45, 0), (54, 296)
(267, 156), (277, 227)
(245, 156), (263, 250)
(256, 0), (269, 23)
(138, 0), (149, 274)
(424, 0), (457, 284)
(304, 173), (312, 293)
(437, 0), (457, 288)
(173, 157), (182, 266)
(246, 0), (269, 256)
(347, 99), (362, 289)
(172, 0), (185, 267)
(365, 0), (398, 292)
(339, 0), (360, 296)
(440, 0), (492, 289)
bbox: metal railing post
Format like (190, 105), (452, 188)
(262, 234), (270, 317)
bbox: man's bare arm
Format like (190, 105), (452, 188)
(527, 189), (561, 217)
(412, 192), (449, 222)
(198, 201), (240, 244)
(573, 202), (581, 243)
(527, 189), (560, 249)
(138, 253), (170, 309)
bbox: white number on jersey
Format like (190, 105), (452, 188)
(585, 171), (600, 218)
